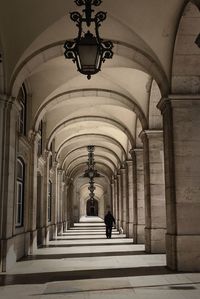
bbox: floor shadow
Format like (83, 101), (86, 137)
(0, 266), (175, 286)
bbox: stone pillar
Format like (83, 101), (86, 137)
(0, 97), (20, 271)
(52, 162), (59, 239)
(120, 166), (128, 234)
(64, 177), (71, 230)
(140, 130), (166, 253)
(29, 131), (41, 254)
(111, 178), (115, 216)
(158, 96), (200, 271)
(126, 160), (134, 238)
(113, 176), (118, 225)
(57, 169), (64, 235)
(134, 149), (145, 244)
(117, 172), (122, 228)
(43, 150), (50, 245)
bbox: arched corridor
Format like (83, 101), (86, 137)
(0, 0), (200, 297)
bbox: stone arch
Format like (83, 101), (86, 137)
(171, 1), (200, 94)
(10, 41), (169, 99)
(65, 154), (117, 174)
(47, 116), (135, 150)
(60, 146), (121, 169)
(68, 162), (113, 179)
(33, 89), (147, 132)
(56, 133), (127, 161)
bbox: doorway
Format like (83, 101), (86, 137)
(87, 199), (98, 216)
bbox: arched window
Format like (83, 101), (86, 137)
(18, 84), (27, 135)
(16, 158), (25, 227)
(48, 180), (52, 222)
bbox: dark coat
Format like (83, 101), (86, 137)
(104, 212), (115, 227)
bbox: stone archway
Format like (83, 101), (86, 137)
(86, 199), (98, 217)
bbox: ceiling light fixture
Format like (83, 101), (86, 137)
(84, 145), (100, 202)
(64, 0), (113, 79)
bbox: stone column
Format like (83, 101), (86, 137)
(158, 96), (200, 271)
(126, 160), (134, 238)
(29, 131), (41, 254)
(64, 177), (71, 230)
(140, 130), (166, 253)
(120, 166), (128, 234)
(134, 149), (145, 244)
(43, 150), (51, 245)
(52, 162), (58, 239)
(57, 169), (64, 235)
(0, 97), (20, 271)
(117, 172), (122, 228)
(114, 176), (118, 225)
(111, 178), (115, 216)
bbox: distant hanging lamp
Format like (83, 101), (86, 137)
(64, 0), (113, 79)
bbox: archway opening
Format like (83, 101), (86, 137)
(86, 199), (98, 216)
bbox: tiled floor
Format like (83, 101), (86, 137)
(0, 217), (200, 298)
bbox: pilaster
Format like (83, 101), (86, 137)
(114, 176), (118, 226)
(117, 172), (122, 228)
(120, 165), (128, 234)
(0, 96), (21, 271)
(126, 160), (134, 238)
(43, 150), (51, 245)
(140, 130), (166, 253)
(158, 96), (200, 271)
(134, 149), (145, 244)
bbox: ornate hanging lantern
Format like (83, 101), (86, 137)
(64, 0), (113, 79)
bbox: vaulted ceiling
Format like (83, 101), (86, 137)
(0, 0), (198, 184)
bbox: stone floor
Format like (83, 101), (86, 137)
(0, 217), (200, 298)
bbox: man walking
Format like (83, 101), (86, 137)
(104, 211), (115, 238)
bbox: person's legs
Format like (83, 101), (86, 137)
(106, 226), (109, 238)
(108, 226), (112, 238)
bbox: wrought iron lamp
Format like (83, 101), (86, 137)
(84, 145), (101, 203)
(64, 0), (113, 79)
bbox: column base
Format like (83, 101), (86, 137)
(127, 222), (134, 238)
(52, 224), (58, 239)
(134, 224), (145, 244)
(57, 223), (64, 235)
(45, 227), (50, 245)
(122, 221), (127, 234)
(28, 230), (37, 255)
(166, 233), (200, 271)
(145, 227), (166, 253)
(37, 227), (46, 246)
(117, 219), (122, 229)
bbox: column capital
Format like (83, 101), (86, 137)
(120, 167), (127, 174)
(126, 159), (133, 166)
(158, 95), (200, 114)
(139, 130), (163, 141)
(29, 130), (41, 144)
(133, 148), (143, 153)
(121, 161), (127, 168)
(58, 168), (64, 175)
